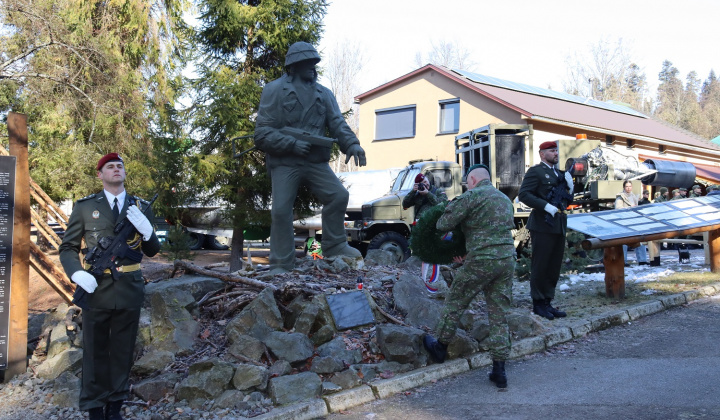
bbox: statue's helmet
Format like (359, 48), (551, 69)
(285, 42), (321, 67)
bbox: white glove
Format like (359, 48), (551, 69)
(127, 205), (154, 241)
(71, 271), (98, 293)
(564, 171), (573, 191)
(544, 203), (559, 216)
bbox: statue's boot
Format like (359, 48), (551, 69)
(323, 243), (362, 258)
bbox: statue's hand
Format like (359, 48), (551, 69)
(293, 139), (311, 156)
(345, 144), (367, 167)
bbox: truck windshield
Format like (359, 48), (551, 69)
(391, 168), (421, 192)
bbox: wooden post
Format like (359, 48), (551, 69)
(708, 229), (720, 273)
(6, 112), (29, 380)
(603, 245), (625, 299)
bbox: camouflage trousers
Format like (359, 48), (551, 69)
(436, 256), (514, 360)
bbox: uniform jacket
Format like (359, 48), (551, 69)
(254, 74), (360, 168)
(436, 179), (515, 260)
(402, 186), (447, 219)
(59, 192), (160, 309)
(518, 163), (568, 235)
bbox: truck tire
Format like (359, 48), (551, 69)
(187, 232), (205, 250)
(204, 235), (230, 250)
(368, 232), (411, 263)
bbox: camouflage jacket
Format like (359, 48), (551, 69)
(436, 179), (514, 260)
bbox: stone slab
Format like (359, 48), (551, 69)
(371, 359), (469, 399)
(467, 352), (492, 370)
(323, 385), (376, 413)
(509, 336), (545, 359)
(626, 300), (665, 320)
(658, 293), (687, 308)
(544, 327), (574, 348)
(254, 399), (328, 420)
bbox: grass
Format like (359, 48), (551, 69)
(635, 271), (719, 294)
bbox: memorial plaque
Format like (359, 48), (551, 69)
(568, 197), (720, 240)
(0, 156), (16, 370)
(326, 291), (375, 330)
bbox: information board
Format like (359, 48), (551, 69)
(0, 156), (16, 370)
(568, 196), (720, 241)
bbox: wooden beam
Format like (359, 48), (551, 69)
(29, 207), (61, 249)
(709, 229), (720, 273)
(6, 112), (29, 381)
(28, 242), (73, 304)
(603, 245), (625, 299)
(29, 179), (68, 229)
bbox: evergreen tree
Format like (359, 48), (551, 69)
(655, 60), (685, 126)
(190, 0), (328, 270)
(0, 0), (190, 201)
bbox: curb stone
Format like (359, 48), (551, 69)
(371, 359), (469, 399)
(322, 385), (375, 413)
(258, 283), (720, 419)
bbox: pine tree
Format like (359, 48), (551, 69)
(190, 0), (328, 270)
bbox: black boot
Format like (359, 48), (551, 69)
(532, 300), (554, 320)
(488, 360), (507, 388)
(650, 256), (661, 267)
(105, 400), (124, 420)
(545, 299), (567, 318)
(423, 334), (448, 363)
(87, 407), (105, 420)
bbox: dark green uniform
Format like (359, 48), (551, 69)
(59, 192), (160, 411)
(518, 163), (569, 303)
(435, 179), (515, 360)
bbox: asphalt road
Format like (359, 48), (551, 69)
(326, 295), (720, 420)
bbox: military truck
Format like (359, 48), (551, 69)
(347, 123), (698, 262)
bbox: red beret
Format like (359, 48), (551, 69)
(97, 153), (124, 171)
(414, 173), (425, 183)
(539, 141), (558, 151)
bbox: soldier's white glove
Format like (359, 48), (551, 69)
(127, 205), (154, 241)
(71, 271), (98, 293)
(564, 171), (574, 191)
(544, 203), (559, 216)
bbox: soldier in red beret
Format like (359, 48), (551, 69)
(402, 172), (447, 219)
(60, 153), (160, 420)
(518, 141), (573, 320)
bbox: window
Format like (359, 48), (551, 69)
(375, 105), (416, 140)
(627, 138), (635, 149)
(439, 99), (460, 134)
(605, 135), (614, 146)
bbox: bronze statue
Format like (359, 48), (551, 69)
(254, 42), (366, 274)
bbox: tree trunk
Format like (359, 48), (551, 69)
(229, 227), (245, 272)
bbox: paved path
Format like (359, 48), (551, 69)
(326, 295), (720, 420)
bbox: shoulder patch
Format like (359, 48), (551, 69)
(77, 193), (97, 203)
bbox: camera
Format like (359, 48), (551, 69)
(418, 183), (426, 191)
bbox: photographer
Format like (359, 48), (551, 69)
(402, 172), (447, 219)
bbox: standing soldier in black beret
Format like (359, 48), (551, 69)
(59, 153), (160, 420)
(518, 141), (573, 320)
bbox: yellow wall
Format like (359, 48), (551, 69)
(357, 70), (524, 170)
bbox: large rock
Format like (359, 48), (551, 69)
(310, 356), (345, 374)
(226, 287), (282, 341)
(293, 303), (319, 336)
(36, 348), (83, 380)
(268, 372), (322, 405)
(47, 336), (72, 359)
(232, 364), (269, 391)
(317, 337), (362, 365)
(447, 329), (479, 358)
(176, 358), (234, 401)
(263, 331), (314, 365)
(364, 249), (398, 266)
(133, 372), (180, 402)
(131, 350), (175, 376)
(148, 288), (200, 356)
(507, 310), (546, 339)
(144, 275), (226, 307)
(375, 324), (426, 366)
(213, 390), (250, 410)
(392, 273), (445, 329)
(227, 334), (265, 362)
(329, 366), (362, 389)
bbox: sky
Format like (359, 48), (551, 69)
(317, 0), (720, 98)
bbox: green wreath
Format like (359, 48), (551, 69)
(409, 203), (466, 264)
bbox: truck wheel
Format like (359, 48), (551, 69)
(187, 232), (205, 250)
(368, 232), (411, 263)
(204, 235), (230, 250)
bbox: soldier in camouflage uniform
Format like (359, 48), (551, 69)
(422, 164), (515, 388)
(402, 172), (447, 219)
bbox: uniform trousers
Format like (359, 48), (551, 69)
(269, 161), (349, 270)
(80, 306), (141, 410)
(529, 230), (566, 301)
(436, 256), (514, 360)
